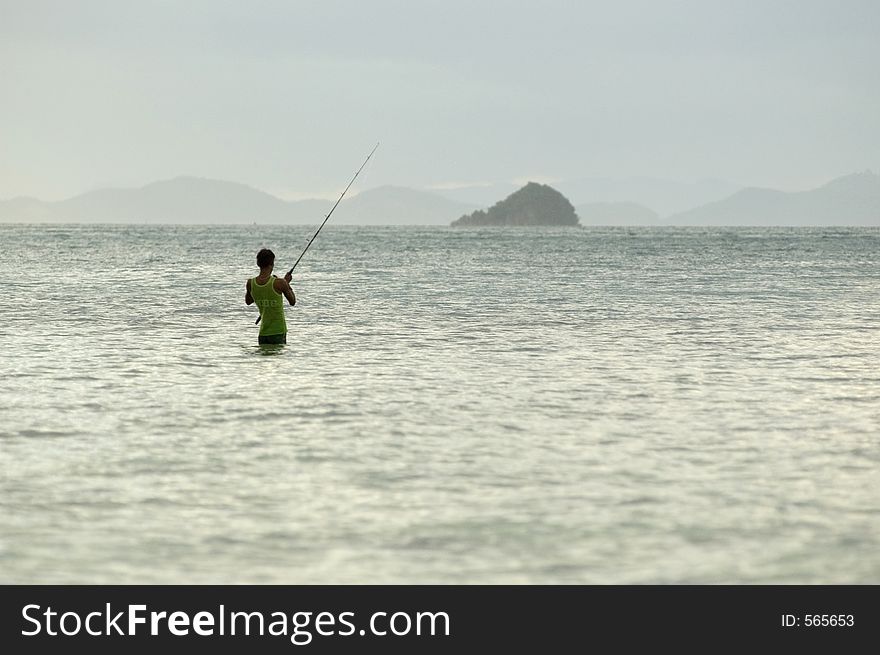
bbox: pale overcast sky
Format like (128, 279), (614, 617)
(2, 0), (878, 200)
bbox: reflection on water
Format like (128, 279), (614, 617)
(253, 343), (287, 356)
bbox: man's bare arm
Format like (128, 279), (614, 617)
(245, 279), (254, 305)
(275, 276), (296, 306)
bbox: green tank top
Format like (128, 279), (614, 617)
(251, 275), (287, 336)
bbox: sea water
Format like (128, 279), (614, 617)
(0, 224), (878, 583)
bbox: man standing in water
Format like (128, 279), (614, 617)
(246, 248), (296, 344)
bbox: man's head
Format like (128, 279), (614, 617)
(256, 248), (275, 269)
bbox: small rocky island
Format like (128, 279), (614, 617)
(451, 182), (580, 227)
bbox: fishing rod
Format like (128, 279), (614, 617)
(256, 142), (379, 325)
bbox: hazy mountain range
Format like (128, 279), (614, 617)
(664, 171), (880, 225)
(0, 172), (878, 226)
(0, 178), (477, 226)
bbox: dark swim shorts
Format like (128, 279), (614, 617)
(258, 333), (287, 345)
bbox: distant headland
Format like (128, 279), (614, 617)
(450, 182), (580, 227)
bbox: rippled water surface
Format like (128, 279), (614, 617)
(1, 224), (878, 583)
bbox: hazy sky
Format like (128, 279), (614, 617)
(2, 0), (878, 200)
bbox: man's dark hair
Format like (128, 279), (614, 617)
(256, 248), (275, 268)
